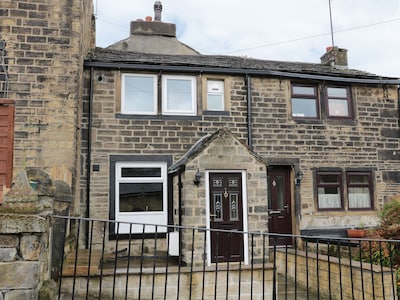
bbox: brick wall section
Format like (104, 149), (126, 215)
(81, 68), (400, 232)
(0, 0), (94, 209)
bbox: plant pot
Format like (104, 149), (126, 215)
(347, 228), (366, 238)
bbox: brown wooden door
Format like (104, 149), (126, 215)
(0, 104), (14, 189)
(267, 167), (292, 245)
(209, 172), (243, 262)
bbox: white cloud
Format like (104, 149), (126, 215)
(94, 0), (400, 77)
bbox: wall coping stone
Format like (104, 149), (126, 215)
(0, 212), (51, 234)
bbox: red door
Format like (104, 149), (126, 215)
(209, 172), (243, 262)
(0, 103), (14, 193)
(267, 167), (292, 245)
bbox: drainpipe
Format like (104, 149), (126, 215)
(85, 67), (94, 248)
(178, 169), (183, 261)
(246, 74), (253, 149)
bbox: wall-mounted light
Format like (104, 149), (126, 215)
(193, 169), (201, 186)
(295, 170), (304, 186)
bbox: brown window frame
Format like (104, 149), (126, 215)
(316, 170), (374, 211)
(346, 172), (374, 210)
(325, 85), (353, 119)
(316, 171), (344, 211)
(291, 84), (319, 119)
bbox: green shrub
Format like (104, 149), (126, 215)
(379, 196), (400, 240)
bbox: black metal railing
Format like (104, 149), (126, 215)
(53, 216), (400, 300)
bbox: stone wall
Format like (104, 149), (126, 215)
(275, 249), (397, 299)
(60, 264), (275, 299)
(0, 170), (57, 299)
(82, 68), (400, 234)
(0, 0), (94, 212)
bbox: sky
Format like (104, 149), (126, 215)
(94, 0), (400, 78)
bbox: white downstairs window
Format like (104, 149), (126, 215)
(115, 161), (168, 234)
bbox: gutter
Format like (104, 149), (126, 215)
(83, 61), (400, 85)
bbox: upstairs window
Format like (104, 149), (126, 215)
(162, 75), (196, 115)
(291, 84), (318, 118)
(207, 80), (224, 111)
(326, 86), (352, 118)
(122, 74), (157, 115)
(121, 73), (196, 116)
(291, 83), (353, 120)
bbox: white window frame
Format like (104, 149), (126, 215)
(121, 74), (157, 115)
(115, 161), (168, 234)
(207, 80), (225, 111)
(162, 75), (197, 115)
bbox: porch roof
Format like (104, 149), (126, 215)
(168, 128), (267, 175)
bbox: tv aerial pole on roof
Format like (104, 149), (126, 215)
(328, 0), (336, 63)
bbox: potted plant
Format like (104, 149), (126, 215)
(347, 222), (366, 238)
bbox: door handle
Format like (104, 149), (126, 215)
(284, 204), (289, 213)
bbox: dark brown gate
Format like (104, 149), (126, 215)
(0, 101), (14, 196)
(209, 172), (243, 262)
(267, 167), (293, 245)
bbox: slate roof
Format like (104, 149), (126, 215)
(86, 47), (399, 82)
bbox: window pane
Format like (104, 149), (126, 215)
(327, 87), (347, 98)
(207, 80), (224, 111)
(121, 167), (161, 178)
(349, 187), (371, 208)
(123, 76), (155, 114)
(328, 99), (349, 116)
(166, 78), (193, 111)
(318, 187), (341, 208)
(292, 98), (317, 117)
(230, 193), (239, 220)
(293, 86), (315, 95)
(348, 174), (368, 184)
(214, 194), (223, 220)
(207, 94), (224, 110)
(319, 174), (339, 184)
(119, 182), (163, 212)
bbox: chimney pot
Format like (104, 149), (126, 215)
(145, 16), (152, 22)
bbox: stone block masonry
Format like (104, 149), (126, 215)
(0, 0), (94, 211)
(0, 169), (72, 299)
(275, 249), (397, 299)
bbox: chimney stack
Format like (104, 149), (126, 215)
(320, 46), (348, 68)
(154, 1), (162, 21)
